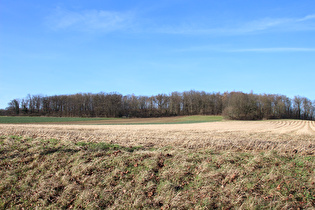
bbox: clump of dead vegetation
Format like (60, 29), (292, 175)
(0, 135), (314, 209)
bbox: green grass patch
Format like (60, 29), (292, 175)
(97, 115), (224, 125)
(0, 115), (223, 124)
(173, 115), (223, 123)
(0, 116), (116, 124)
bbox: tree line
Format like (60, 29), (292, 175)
(2, 91), (315, 120)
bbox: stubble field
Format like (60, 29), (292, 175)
(0, 119), (314, 209)
(1, 120), (314, 151)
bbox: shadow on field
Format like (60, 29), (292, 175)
(40, 147), (80, 156)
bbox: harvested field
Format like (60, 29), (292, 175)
(0, 120), (314, 153)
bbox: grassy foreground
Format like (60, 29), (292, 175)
(0, 135), (314, 209)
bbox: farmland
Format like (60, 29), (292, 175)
(0, 119), (314, 209)
(0, 115), (223, 125)
(0, 116), (116, 124)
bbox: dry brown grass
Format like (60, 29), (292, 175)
(0, 120), (314, 209)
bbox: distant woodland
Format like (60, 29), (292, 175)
(2, 91), (315, 120)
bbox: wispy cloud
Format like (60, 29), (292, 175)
(46, 8), (135, 32)
(174, 46), (315, 53)
(229, 48), (315, 52)
(46, 9), (315, 36)
(297, 14), (315, 22)
(154, 14), (315, 35)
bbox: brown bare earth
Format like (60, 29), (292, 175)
(1, 120), (314, 153)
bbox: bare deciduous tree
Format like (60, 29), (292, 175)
(4, 91), (314, 121)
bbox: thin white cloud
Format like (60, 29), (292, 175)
(154, 14), (315, 35)
(297, 14), (315, 22)
(242, 14), (315, 32)
(46, 8), (135, 32)
(238, 18), (291, 33)
(174, 46), (315, 53)
(173, 45), (226, 53)
(46, 9), (315, 36)
(229, 48), (315, 52)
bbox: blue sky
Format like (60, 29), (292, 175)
(1, 0), (315, 109)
